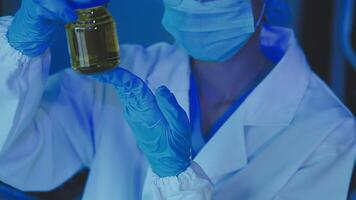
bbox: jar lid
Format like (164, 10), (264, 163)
(69, 0), (109, 9)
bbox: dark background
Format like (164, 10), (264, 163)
(0, 0), (355, 199)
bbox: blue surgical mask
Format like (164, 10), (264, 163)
(162, 0), (264, 62)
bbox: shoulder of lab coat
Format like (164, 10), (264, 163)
(273, 72), (356, 200)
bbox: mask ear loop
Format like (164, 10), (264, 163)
(255, 1), (266, 28)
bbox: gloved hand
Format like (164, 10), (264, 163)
(92, 68), (192, 177)
(7, 0), (78, 57)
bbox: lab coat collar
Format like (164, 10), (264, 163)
(243, 25), (311, 126)
(194, 25), (312, 180)
(193, 106), (248, 180)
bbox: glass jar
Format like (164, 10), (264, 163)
(65, 4), (120, 74)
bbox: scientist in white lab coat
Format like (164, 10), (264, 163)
(0, 0), (355, 199)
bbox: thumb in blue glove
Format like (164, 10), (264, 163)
(91, 68), (192, 177)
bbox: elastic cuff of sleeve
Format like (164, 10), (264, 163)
(152, 165), (197, 194)
(0, 16), (42, 63)
(151, 161), (213, 198)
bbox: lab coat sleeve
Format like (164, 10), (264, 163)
(146, 161), (214, 200)
(0, 16), (94, 191)
(274, 117), (356, 200)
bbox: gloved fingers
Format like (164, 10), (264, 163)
(89, 68), (126, 85)
(122, 85), (168, 143)
(34, 0), (78, 23)
(155, 86), (190, 135)
(119, 78), (165, 129)
(90, 67), (145, 91)
(91, 67), (165, 129)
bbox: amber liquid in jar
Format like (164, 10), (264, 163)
(65, 5), (120, 74)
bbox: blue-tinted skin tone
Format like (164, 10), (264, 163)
(189, 69), (270, 157)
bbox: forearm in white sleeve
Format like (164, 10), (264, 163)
(0, 16), (94, 191)
(0, 16), (50, 152)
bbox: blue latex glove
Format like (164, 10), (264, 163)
(7, 0), (79, 57)
(92, 68), (192, 177)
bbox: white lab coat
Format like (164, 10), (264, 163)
(0, 16), (355, 200)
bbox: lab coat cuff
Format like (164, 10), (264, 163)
(151, 161), (214, 199)
(0, 16), (47, 64)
